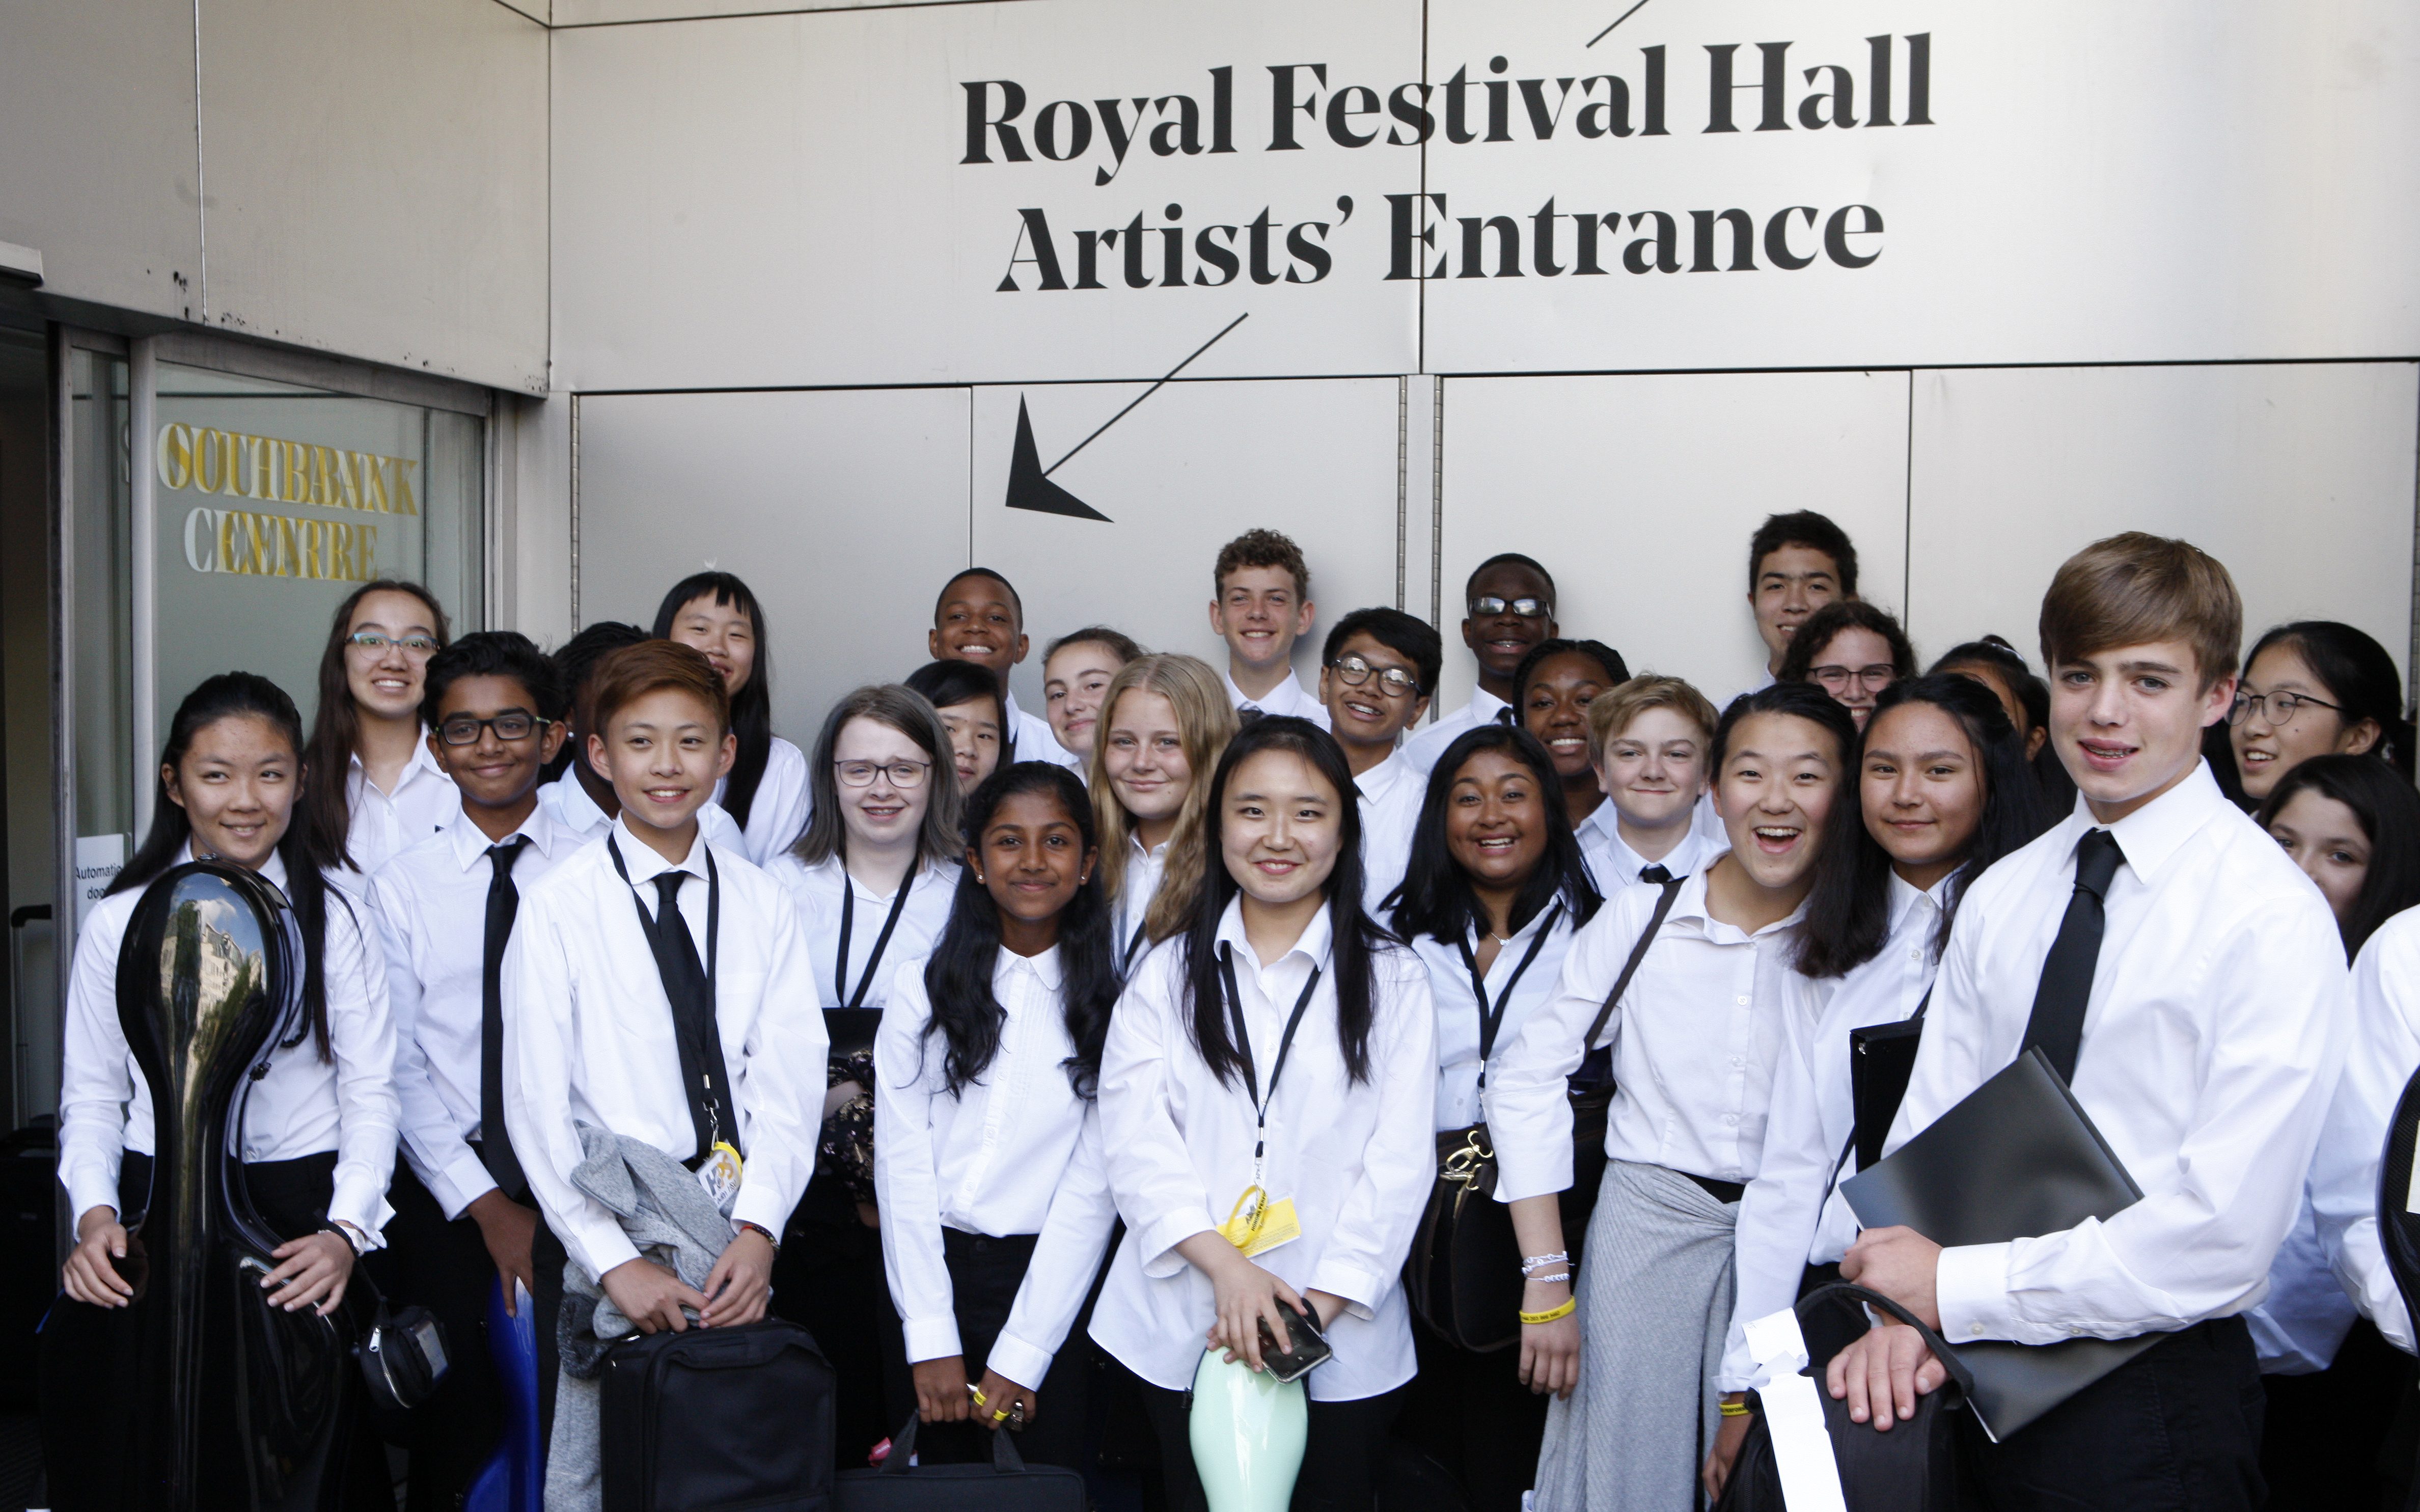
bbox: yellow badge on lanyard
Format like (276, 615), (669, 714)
(1218, 1185), (1302, 1259)
(697, 1140), (744, 1216)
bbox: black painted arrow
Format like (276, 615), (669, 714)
(1003, 312), (1250, 523)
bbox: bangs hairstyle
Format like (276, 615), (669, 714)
(118, 671), (351, 1061)
(2038, 532), (2242, 691)
(1390, 725), (1603, 945)
(1712, 679), (1859, 775)
(1179, 717), (1386, 1087)
(652, 572), (776, 830)
(1747, 510), (1859, 596)
(1090, 654), (1239, 946)
(905, 658), (1010, 748)
(541, 620), (647, 782)
(1586, 674), (1719, 765)
(2258, 753), (2420, 959)
(1777, 600), (1918, 684)
(793, 683), (965, 869)
(1796, 674), (2054, 978)
(303, 579), (452, 870)
(420, 630), (568, 728)
(2244, 621), (2414, 779)
(1930, 635), (2049, 734)
(1322, 607), (1443, 696)
(915, 762), (1117, 1098)
(1214, 528), (1312, 600)
(1512, 638), (1632, 709)
(1046, 625), (1145, 666)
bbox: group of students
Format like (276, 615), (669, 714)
(39, 511), (2420, 1512)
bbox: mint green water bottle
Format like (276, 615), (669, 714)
(1188, 1348), (1308, 1512)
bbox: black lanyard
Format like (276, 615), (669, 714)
(606, 835), (732, 1158)
(1453, 903), (1562, 1088)
(1217, 944), (1323, 1170)
(1122, 920), (1150, 973)
(835, 873), (914, 1008)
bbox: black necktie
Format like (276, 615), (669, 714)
(2019, 828), (2125, 1084)
(649, 871), (734, 1159)
(1494, 706), (1517, 727)
(480, 839), (529, 1200)
(1639, 864), (1673, 885)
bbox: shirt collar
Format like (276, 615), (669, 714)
(1129, 832), (1168, 863)
(176, 840), (290, 892)
(610, 813), (708, 886)
(2065, 758), (2229, 886)
(1474, 896), (1566, 950)
(1575, 801), (1620, 847)
(1355, 752), (1414, 803)
(1884, 866), (1956, 930)
(445, 799), (560, 871)
(1213, 893), (1337, 979)
(350, 729), (447, 786)
(1467, 686), (1508, 725)
(996, 944), (1064, 993)
(546, 769), (608, 835)
(1667, 865), (1805, 942)
(1225, 669), (1306, 714)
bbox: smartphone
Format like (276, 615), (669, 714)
(1257, 1305), (1333, 1383)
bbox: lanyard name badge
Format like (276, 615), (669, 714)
(1215, 944), (1321, 1260)
(608, 836), (745, 1215)
(1454, 903), (1562, 1092)
(835, 876), (914, 1009)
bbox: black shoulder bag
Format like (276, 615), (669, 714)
(1564, 878), (1684, 1252)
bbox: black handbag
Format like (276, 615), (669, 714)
(1564, 879), (1683, 1249)
(1713, 1283), (1973, 1512)
(600, 1317), (837, 1512)
(837, 1413), (1087, 1512)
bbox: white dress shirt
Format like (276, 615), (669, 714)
(1091, 900), (1439, 1401)
(59, 846), (400, 1240)
(1577, 807), (1725, 894)
(1886, 762), (2352, 1349)
(765, 853), (962, 1009)
(1004, 691), (1084, 771)
(1355, 753), (1425, 923)
(370, 801), (572, 1220)
(1401, 688), (1511, 777)
(502, 817), (828, 1280)
(1115, 837), (1171, 968)
(1416, 903), (1582, 1131)
(713, 735), (813, 867)
(874, 947), (1120, 1388)
(2309, 906), (2420, 1354)
(346, 736), (461, 878)
(1486, 870), (1821, 1203)
(1720, 872), (1945, 1391)
(1224, 668), (1331, 731)
(537, 768), (746, 853)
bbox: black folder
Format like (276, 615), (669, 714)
(1840, 1046), (2157, 1442)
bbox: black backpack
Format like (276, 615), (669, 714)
(601, 1317), (836, 1512)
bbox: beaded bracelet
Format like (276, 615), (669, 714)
(1519, 1297), (1577, 1325)
(1520, 1251), (1570, 1276)
(1523, 1272), (1571, 1287)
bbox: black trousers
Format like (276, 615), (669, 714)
(911, 1229), (1092, 1471)
(773, 1172), (914, 1469)
(2259, 1319), (2414, 1512)
(1962, 1315), (2266, 1512)
(362, 1161), (510, 1512)
(532, 1206), (568, 1450)
(1140, 1378), (1405, 1512)
(1396, 1319), (1548, 1512)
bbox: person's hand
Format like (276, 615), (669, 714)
(1824, 1322), (1949, 1429)
(599, 1256), (708, 1334)
(699, 1229), (776, 1327)
(1839, 1226), (1943, 1330)
(1517, 1275), (1580, 1398)
(261, 1229), (356, 1315)
(1702, 1402), (1755, 1500)
(974, 1367), (1037, 1431)
(914, 1356), (974, 1423)
(1178, 1233), (1307, 1374)
(466, 1190), (539, 1316)
(63, 1206), (134, 1308)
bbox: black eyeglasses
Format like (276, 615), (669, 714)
(2230, 690), (2342, 727)
(1470, 596), (1551, 619)
(835, 758), (932, 789)
(1328, 655), (1422, 699)
(437, 712), (548, 745)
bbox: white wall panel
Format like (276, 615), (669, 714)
(574, 388), (974, 744)
(1906, 363), (2419, 684)
(971, 377), (1403, 718)
(1436, 372), (1911, 713)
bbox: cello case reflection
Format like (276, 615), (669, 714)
(114, 861), (357, 1510)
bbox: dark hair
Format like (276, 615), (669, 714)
(1179, 717), (1387, 1087)
(793, 685), (965, 869)
(905, 659), (1012, 762)
(1046, 625), (1145, 665)
(420, 630), (568, 729)
(1930, 636), (2048, 734)
(302, 580), (453, 871)
(1466, 553), (1556, 602)
(652, 573), (775, 829)
(1712, 679), (1859, 774)
(1777, 600), (1917, 685)
(1213, 528), (1312, 601)
(917, 763), (1117, 1098)
(1390, 725), (1603, 945)
(2258, 754), (2420, 958)
(117, 672), (349, 1060)
(1322, 607), (1444, 696)
(1511, 638), (1632, 709)
(1748, 511), (1859, 597)
(542, 620), (648, 782)
(1797, 675), (2054, 977)
(934, 567), (1024, 625)
(2244, 622), (2414, 779)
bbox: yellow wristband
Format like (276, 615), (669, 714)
(1519, 1297), (1577, 1325)
(1719, 1400), (1751, 1417)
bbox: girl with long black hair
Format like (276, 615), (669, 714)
(656, 570), (812, 863)
(1390, 724), (1603, 1512)
(301, 578), (457, 876)
(2229, 620), (2415, 808)
(874, 762), (1121, 1469)
(1707, 674), (2049, 1498)
(1092, 716), (1438, 1512)
(48, 672), (398, 1506)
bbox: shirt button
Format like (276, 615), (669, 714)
(1723, 1114), (1740, 1126)
(1735, 995), (1750, 1007)
(1729, 1056), (1744, 1069)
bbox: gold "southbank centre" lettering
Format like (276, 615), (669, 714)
(182, 506), (381, 582)
(155, 423), (420, 515)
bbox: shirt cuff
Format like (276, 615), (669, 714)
(61, 1157), (123, 1226)
(1492, 1148), (1575, 1206)
(985, 1332), (1056, 1392)
(433, 1150), (500, 1222)
(1713, 1330), (1761, 1395)
(327, 1177), (393, 1251)
(902, 1313), (965, 1365)
(565, 1219), (643, 1283)
(1137, 1206), (1219, 1280)
(1934, 1241), (2016, 1346)
(1307, 1262), (1382, 1322)
(731, 1181), (795, 1242)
